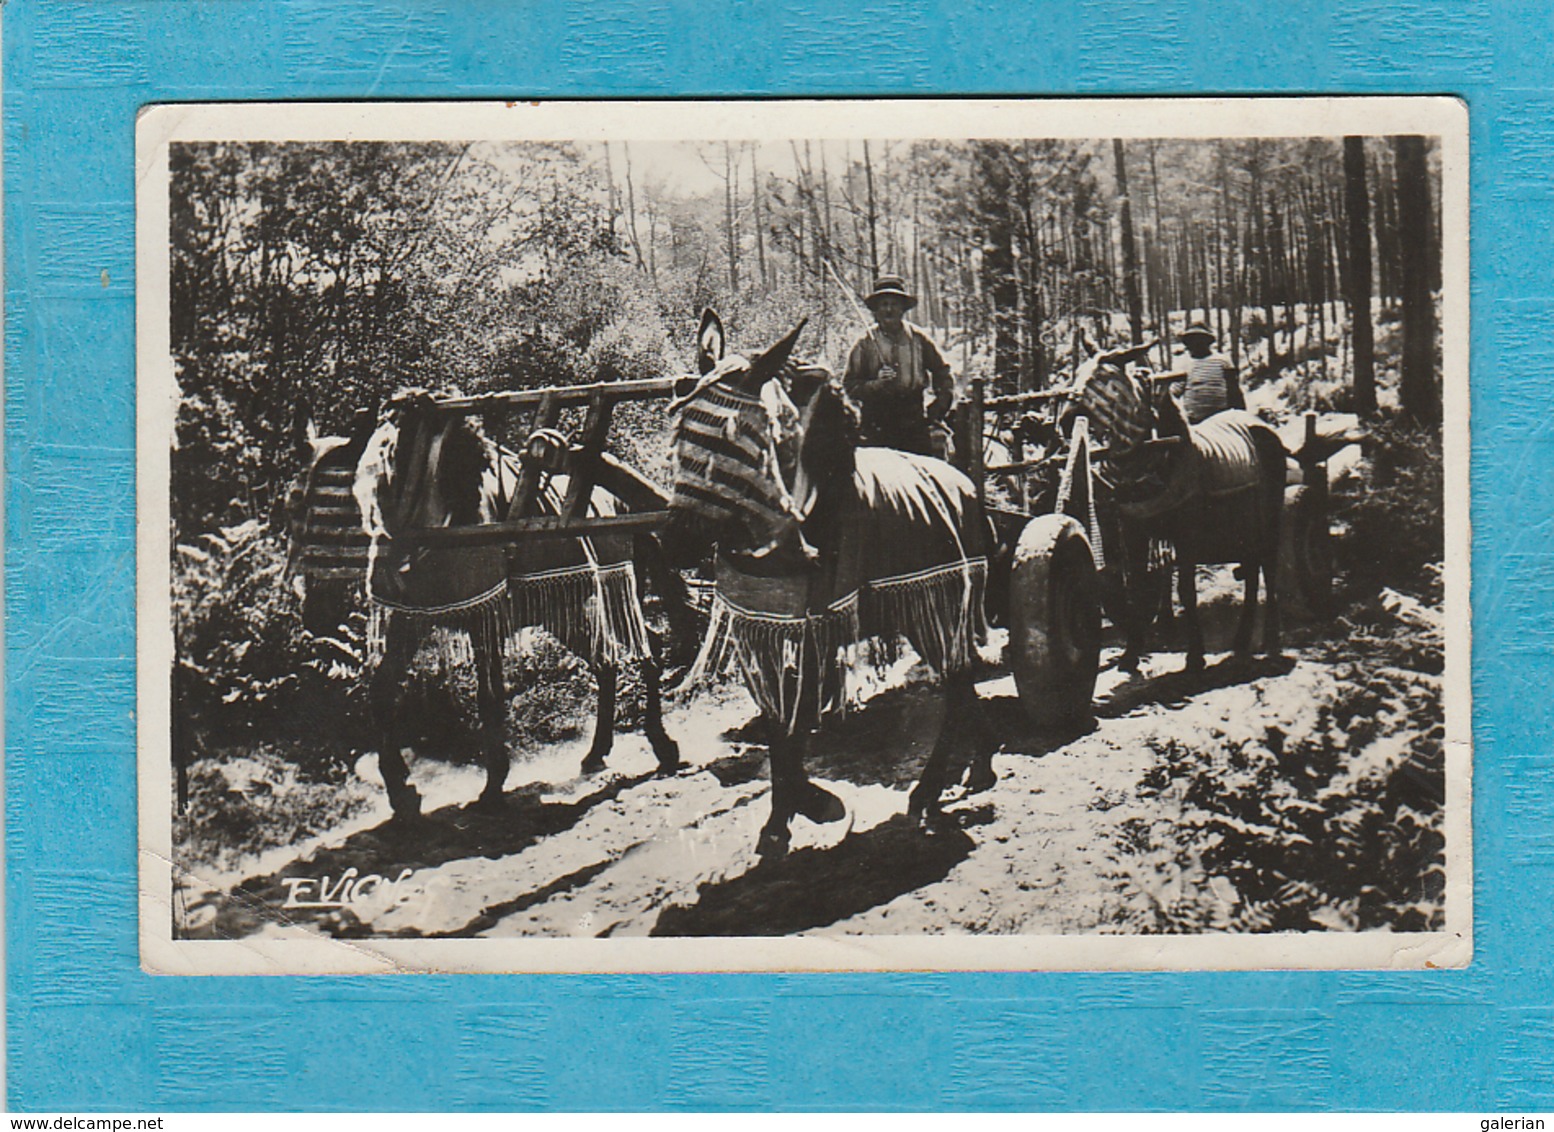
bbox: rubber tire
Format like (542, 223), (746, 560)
(1281, 484), (1332, 620)
(1008, 514), (1102, 728)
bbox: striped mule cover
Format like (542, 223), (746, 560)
(671, 382), (796, 540)
(1068, 363), (1153, 454)
(288, 437), (370, 583)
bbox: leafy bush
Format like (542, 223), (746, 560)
(172, 520), (369, 751)
(174, 743), (374, 873)
(173, 521), (305, 728)
(1332, 415), (1444, 601)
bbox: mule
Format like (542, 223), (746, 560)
(664, 313), (996, 859)
(351, 391), (680, 819)
(1062, 343), (1286, 673)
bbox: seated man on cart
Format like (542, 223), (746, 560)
(843, 274), (956, 460)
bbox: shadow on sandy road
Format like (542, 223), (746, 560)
(718, 683), (1006, 792)
(964, 653), (1296, 768)
(1094, 652), (1297, 720)
(699, 649), (1298, 798)
(650, 807), (992, 936)
(202, 769), (656, 939)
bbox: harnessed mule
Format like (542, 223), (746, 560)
(664, 313), (996, 859)
(352, 391), (680, 819)
(1064, 344), (1286, 673)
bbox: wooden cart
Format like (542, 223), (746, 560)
(956, 379), (1104, 729)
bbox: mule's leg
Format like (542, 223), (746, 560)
(758, 723), (800, 859)
(642, 629), (681, 774)
(1232, 558), (1260, 659)
(1178, 561), (1206, 673)
(760, 733), (844, 861)
(1263, 558), (1283, 656)
(789, 664), (844, 824)
(371, 618), (421, 819)
(1112, 535), (1152, 674)
(474, 640), (510, 809)
(1262, 493), (1284, 656)
(960, 677), (999, 794)
(756, 675), (845, 860)
(580, 665), (617, 775)
(911, 675), (981, 827)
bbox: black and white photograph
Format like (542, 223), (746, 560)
(137, 99), (1469, 972)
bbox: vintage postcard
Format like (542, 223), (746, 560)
(137, 97), (1470, 973)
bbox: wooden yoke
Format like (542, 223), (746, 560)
(967, 378), (986, 510)
(390, 376), (687, 549)
(506, 393), (561, 522)
(561, 393), (614, 523)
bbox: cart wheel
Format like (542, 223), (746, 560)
(1281, 485), (1332, 619)
(1008, 514), (1101, 728)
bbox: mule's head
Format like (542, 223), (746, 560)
(285, 406), (382, 634)
(665, 312), (860, 566)
(354, 390), (495, 597)
(1063, 339), (1160, 455)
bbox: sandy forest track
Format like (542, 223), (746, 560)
(182, 605), (1446, 946)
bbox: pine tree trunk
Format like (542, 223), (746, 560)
(723, 143), (739, 295)
(750, 146), (767, 288)
(863, 140), (880, 277)
(1114, 140), (1144, 343)
(974, 144), (1020, 391)
(1215, 143), (1234, 357)
(1393, 135), (1440, 426)
(623, 142), (647, 272)
(1343, 136), (1377, 417)
(1375, 146), (1398, 304)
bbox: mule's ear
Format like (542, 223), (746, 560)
(292, 402), (315, 456)
(1102, 338), (1159, 368)
(749, 319), (808, 383)
(697, 309), (725, 375)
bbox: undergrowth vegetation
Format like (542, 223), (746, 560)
(174, 742), (374, 875)
(1120, 594), (1445, 934)
(1332, 414), (1445, 604)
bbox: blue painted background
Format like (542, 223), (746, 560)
(6, 0), (1551, 1111)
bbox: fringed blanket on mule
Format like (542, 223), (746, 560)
(358, 432), (652, 673)
(684, 448), (989, 733)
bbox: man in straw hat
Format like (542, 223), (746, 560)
(1175, 321), (1244, 424)
(843, 274), (956, 457)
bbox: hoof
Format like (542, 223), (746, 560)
(756, 825), (791, 860)
(1118, 653), (1141, 674)
(797, 783), (846, 825)
(474, 788), (506, 813)
(914, 806), (952, 836)
(651, 738), (682, 776)
(387, 787), (422, 821)
(580, 752), (607, 776)
(1183, 654), (1206, 675)
(963, 760), (997, 796)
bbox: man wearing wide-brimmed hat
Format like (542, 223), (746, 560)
(1175, 321), (1244, 424)
(843, 274), (955, 457)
